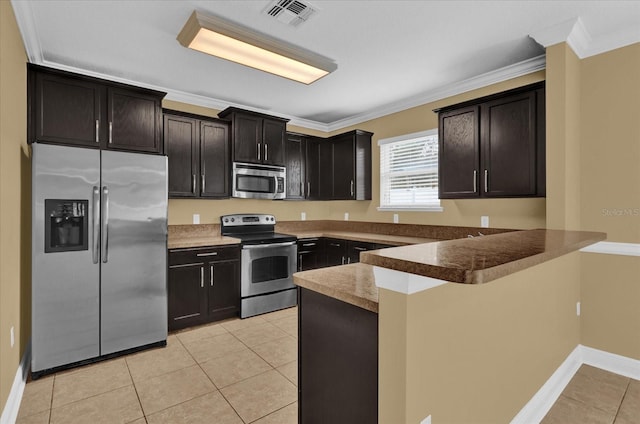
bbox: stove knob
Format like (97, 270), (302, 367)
(231, 218), (235, 222)
(223, 218), (228, 223)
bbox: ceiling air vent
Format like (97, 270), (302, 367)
(263, 0), (317, 27)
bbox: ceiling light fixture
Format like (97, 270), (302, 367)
(177, 11), (337, 84)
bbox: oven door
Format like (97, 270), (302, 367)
(241, 241), (297, 297)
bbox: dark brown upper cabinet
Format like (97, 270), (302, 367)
(163, 110), (230, 199)
(28, 64), (165, 154)
(284, 132), (325, 200)
(218, 107), (289, 166)
(328, 130), (373, 200)
(437, 82), (545, 199)
(285, 132), (306, 200)
(285, 129), (372, 201)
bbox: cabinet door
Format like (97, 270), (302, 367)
(332, 134), (355, 200)
(107, 88), (162, 153)
(481, 91), (537, 197)
(207, 259), (239, 321)
(285, 134), (305, 199)
(262, 119), (286, 166)
(168, 263), (206, 331)
(347, 241), (376, 264)
(164, 114), (198, 197)
(305, 138), (321, 199)
(233, 113), (262, 163)
(325, 238), (346, 266)
(439, 106), (480, 198)
(200, 120), (230, 198)
(298, 238), (323, 271)
(318, 140), (334, 199)
(33, 72), (103, 147)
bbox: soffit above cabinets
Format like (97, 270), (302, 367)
(11, 1), (640, 132)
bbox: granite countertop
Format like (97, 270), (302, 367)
(294, 263), (378, 313)
(361, 229), (606, 284)
(168, 235), (241, 249)
(287, 231), (439, 246)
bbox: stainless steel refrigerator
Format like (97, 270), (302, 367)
(31, 142), (168, 376)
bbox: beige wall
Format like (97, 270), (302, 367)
(578, 43), (640, 360)
(165, 72), (547, 230)
(379, 253), (582, 424)
(0, 1), (29, 413)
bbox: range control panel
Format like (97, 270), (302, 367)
(220, 214), (276, 227)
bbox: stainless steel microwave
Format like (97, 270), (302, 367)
(232, 162), (286, 200)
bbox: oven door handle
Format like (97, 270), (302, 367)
(243, 241), (296, 249)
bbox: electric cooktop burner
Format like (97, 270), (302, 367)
(220, 214), (296, 245)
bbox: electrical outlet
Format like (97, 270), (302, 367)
(193, 214), (200, 224)
(393, 214), (399, 223)
(301, 212), (306, 221)
(576, 301), (581, 316)
(10, 326), (14, 348)
(481, 216), (489, 228)
(344, 212), (349, 221)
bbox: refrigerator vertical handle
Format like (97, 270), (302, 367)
(101, 186), (109, 263)
(92, 186), (100, 264)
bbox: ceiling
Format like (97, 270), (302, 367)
(11, 1), (640, 131)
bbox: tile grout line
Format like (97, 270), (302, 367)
(611, 379), (631, 424)
(247, 400), (297, 424)
(123, 355), (148, 422)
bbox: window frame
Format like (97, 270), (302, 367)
(377, 129), (443, 212)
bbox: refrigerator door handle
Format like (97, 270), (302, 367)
(101, 186), (109, 263)
(92, 186), (100, 264)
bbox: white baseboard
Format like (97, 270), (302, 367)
(0, 342), (31, 424)
(511, 344), (640, 424)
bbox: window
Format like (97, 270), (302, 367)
(378, 129), (442, 211)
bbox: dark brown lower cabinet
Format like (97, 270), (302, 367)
(297, 238), (324, 271)
(168, 245), (240, 331)
(298, 287), (378, 424)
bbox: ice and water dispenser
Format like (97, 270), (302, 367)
(44, 199), (89, 252)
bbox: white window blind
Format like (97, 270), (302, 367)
(378, 129), (442, 211)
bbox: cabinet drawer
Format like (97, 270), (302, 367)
(298, 238), (321, 252)
(169, 245), (240, 266)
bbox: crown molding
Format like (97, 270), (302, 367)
(530, 16), (640, 59)
(10, 0), (42, 63)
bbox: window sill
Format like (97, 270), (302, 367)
(377, 206), (444, 212)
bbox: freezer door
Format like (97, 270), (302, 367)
(100, 150), (168, 355)
(31, 143), (101, 372)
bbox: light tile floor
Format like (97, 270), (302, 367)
(16, 307), (298, 424)
(16, 308), (640, 424)
(542, 364), (640, 424)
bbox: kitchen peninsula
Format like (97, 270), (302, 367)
(293, 227), (605, 424)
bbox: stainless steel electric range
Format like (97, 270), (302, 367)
(220, 214), (297, 318)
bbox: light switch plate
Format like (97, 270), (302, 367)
(193, 214), (200, 224)
(393, 214), (399, 223)
(344, 212), (349, 221)
(301, 212), (306, 221)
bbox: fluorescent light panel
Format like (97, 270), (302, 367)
(177, 11), (336, 84)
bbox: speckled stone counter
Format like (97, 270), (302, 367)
(294, 263), (378, 313)
(288, 231), (438, 246)
(361, 229), (606, 284)
(167, 224), (240, 249)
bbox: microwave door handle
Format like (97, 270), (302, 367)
(273, 176), (279, 199)
(101, 186), (109, 263)
(92, 186), (100, 264)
